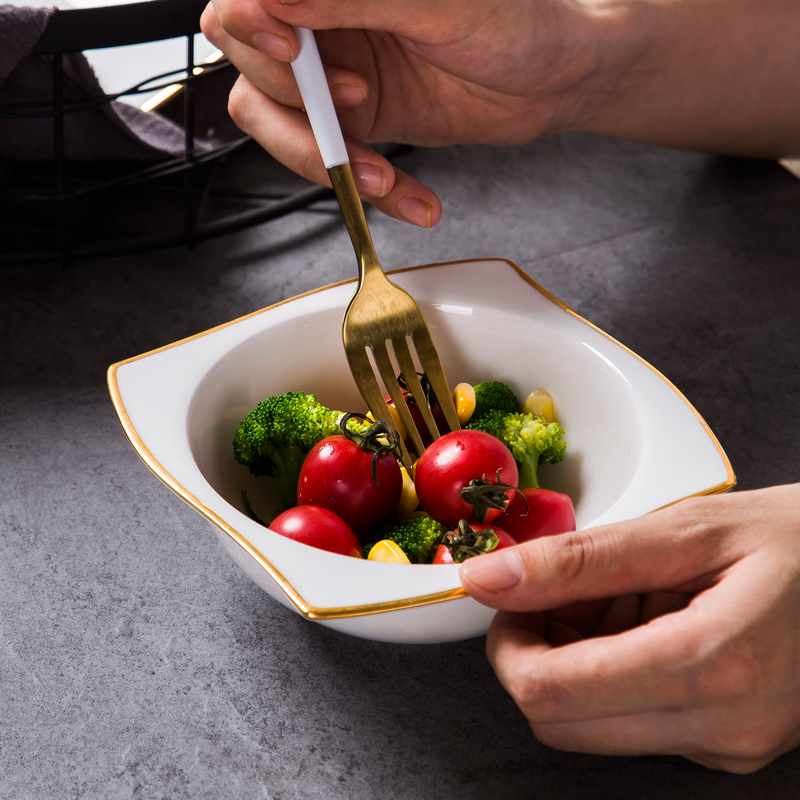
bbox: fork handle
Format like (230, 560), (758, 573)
(328, 163), (384, 278)
(290, 28), (349, 169)
(290, 28), (382, 277)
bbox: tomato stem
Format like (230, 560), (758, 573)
(442, 520), (499, 563)
(340, 412), (400, 490)
(460, 468), (516, 523)
(398, 371), (437, 409)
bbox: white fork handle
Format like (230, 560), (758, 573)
(290, 27), (349, 169)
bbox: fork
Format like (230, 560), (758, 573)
(290, 28), (460, 467)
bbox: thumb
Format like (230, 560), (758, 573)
(459, 496), (741, 612)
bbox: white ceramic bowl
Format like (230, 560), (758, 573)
(108, 258), (734, 644)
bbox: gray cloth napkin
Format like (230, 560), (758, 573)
(0, 3), (221, 160)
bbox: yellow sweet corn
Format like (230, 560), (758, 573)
(451, 382), (477, 425)
(523, 389), (555, 423)
(397, 465), (420, 516)
(367, 540), (411, 564)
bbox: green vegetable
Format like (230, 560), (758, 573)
(233, 392), (364, 509)
(472, 381), (519, 419)
(466, 410), (566, 490)
(363, 515), (449, 563)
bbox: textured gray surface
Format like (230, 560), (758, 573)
(2, 133), (800, 799)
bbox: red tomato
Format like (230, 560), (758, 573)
(415, 430), (519, 527)
(433, 521), (517, 564)
(269, 505), (363, 558)
(432, 545), (454, 565)
(498, 488), (576, 542)
(388, 392), (449, 452)
(298, 435), (402, 541)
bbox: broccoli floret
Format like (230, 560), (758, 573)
(472, 381), (519, 419)
(467, 410), (566, 490)
(363, 515), (449, 564)
(233, 392), (361, 509)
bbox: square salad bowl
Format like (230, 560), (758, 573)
(108, 258), (735, 644)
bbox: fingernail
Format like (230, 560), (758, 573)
(353, 164), (388, 197)
(397, 196), (432, 228)
(252, 32), (293, 62)
(460, 550), (523, 593)
(331, 83), (367, 106)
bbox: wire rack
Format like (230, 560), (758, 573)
(0, 0), (353, 266)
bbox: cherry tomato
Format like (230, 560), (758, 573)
(433, 521), (518, 564)
(297, 432), (402, 541)
(497, 487), (576, 542)
(433, 545), (452, 564)
(386, 372), (450, 454)
(388, 393), (449, 452)
(415, 430), (519, 527)
(269, 505), (363, 558)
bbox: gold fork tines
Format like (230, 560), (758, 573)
(330, 164), (459, 468)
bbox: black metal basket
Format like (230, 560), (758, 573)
(0, 0), (339, 266)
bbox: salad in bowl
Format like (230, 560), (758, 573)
(108, 258), (734, 643)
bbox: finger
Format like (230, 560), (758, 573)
(368, 167), (442, 228)
(486, 564), (774, 724)
(203, 3), (298, 103)
(460, 496), (742, 612)
(208, 0), (297, 62)
(486, 609), (691, 723)
(545, 598), (612, 637)
(255, 0), (476, 42)
(544, 617), (583, 647)
(202, 3), (369, 109)
(487, 599), (717, 723)
(686, 752), (785, 774)
(533, 716), (790, 772)
(638, 592), (691, 625)
(591, 594), (640, 637)
(531, 710), (696, 758)
(228, 75), (442, 224)
(532, 700), (800, 770)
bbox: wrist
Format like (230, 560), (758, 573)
(572, 0), (800, 157)
(545, 0), (655, 134)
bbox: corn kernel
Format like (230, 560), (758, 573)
(452, 382), (477, 425)
(523, 389), (555, 423)
(397, 465), (420, 516)
(367, 540), (411, 564)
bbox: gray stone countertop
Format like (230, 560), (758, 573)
(2, 133), (800, 799)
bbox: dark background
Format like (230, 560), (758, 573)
(2, 133), (800, 799)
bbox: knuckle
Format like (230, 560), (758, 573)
(227, 85), (250, 132)
(199, 4), (221, 41)
(529, 722), (580, 753)
(502, 660), (563, 721)
(694, 647), (763, 704)
(712, 722), (788, 764)
(544, 531), (598, 585)
(297, 147), (324, 182)
(668, 495), (731, 550)
(215, 0), (247, 28)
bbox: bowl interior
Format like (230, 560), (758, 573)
(187, 280), (643, 532)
